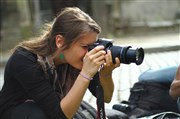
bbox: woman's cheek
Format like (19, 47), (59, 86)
(81, 48), (88, 57)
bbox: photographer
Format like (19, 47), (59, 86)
(0, 7), (120, 119)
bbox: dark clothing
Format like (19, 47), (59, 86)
(1, 102), (48, 119)
(0, 48), (97, 119)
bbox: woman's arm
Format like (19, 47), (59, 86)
(99, 73), (114, 103)
(60, 74), (90, 119)
(170, 65), (180, 99)
(99, 50), (120, 103)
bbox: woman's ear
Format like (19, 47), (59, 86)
(55, 34), (64, 48)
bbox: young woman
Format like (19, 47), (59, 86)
(0, 7), (120, 119)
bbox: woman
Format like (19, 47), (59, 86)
(0, 7), (120, 119)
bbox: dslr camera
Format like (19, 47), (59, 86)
(88, 38), (144, 65)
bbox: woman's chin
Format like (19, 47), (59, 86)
(76, 66), (82, 70)
(71, 64), (82, 70)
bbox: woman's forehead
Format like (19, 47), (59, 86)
(78, 32), (98, 45)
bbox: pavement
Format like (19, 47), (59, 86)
(113, 30), (180, 52)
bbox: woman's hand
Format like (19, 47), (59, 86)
(81, 45), (106, 79)
(99, 50), (120, 79)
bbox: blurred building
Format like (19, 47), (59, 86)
(0, 0), (180, 51)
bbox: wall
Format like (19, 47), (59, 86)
(120, 0), (180, 23)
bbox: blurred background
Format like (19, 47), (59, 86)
(0, 0), (180, 107)
(0, 0), (180, 51)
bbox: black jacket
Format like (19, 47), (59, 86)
(0, 47), (98, 119)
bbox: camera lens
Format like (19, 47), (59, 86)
(109, 46), (144, 65)
(126, 47), (144, 65)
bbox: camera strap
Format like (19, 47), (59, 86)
(96, 72), (106, 119)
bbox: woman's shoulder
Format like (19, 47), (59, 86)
(5, 47), (38, 75)
(16, 47), (34, 55)
(11, 47), (37, 63)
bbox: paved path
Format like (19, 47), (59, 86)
(113, 31), (180, 51)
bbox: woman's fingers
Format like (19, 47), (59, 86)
(88, 45), (105, 54)
(105, 50), (112, 66)
(88, 46), (106, 65)
(114, 57), (120, 68)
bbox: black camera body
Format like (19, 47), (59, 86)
(88, 38), (144, 65)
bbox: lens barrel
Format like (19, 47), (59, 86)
(110, 46), (144, 65)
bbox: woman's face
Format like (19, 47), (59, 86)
(63, 32), (98, 70)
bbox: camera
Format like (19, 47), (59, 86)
(88, 38), (144, 65)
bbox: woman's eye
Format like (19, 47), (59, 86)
(82, 45), (88, 49)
